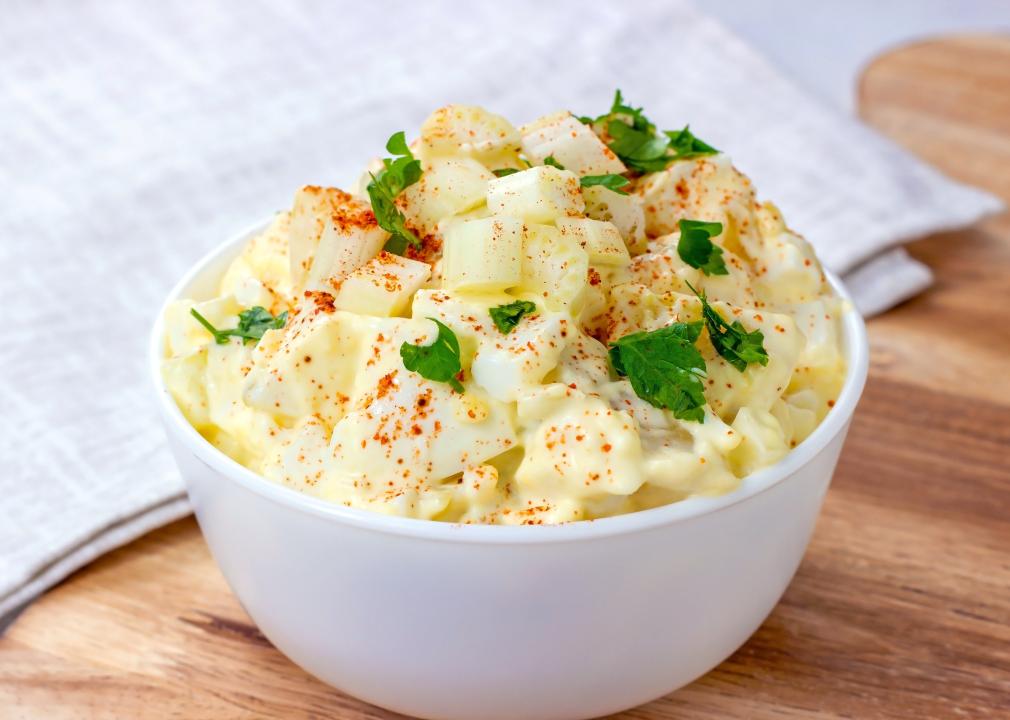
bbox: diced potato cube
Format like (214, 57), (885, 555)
(443, 216), (523, 292)
(162, 349), (210, 429)
(728, 408), (789, 477)
(260, 418), (333, 499)
(634, 155), (753, 241)
(520, 223), (589, 313)
(486, 166), (585, 224)
(243, 303), (377, 426)
(232, 277), (274, 309)
(398, 158), (494, 236)
(164, 295), (241, 356)
(582, 185), (647, 254)
(520, 111), (626, 176)
(756, 200), (787, 238)
(419, 105), (522, 167)
(515, 385), (645, 499)
(791, 299), (842, 370)
(771, 391), (820, 445)
(289, 186), (388, 293)
(556, 218), (630, 266)
(204, 340), (265, 454)
(703, 303), (804, 420)
(754, 230), (824, 305)
(219, 213), (294, 307)
(334, 251), (431, 317)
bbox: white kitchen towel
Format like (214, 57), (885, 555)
(0, 0), (1001, 624)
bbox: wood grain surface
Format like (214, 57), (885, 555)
(3, 35), (1009, 720)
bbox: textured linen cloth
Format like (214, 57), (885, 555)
(0, 0), (1001, 624)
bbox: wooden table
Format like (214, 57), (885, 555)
(3, 36), (1009, 719)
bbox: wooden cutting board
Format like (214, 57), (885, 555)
(3, 35), (1009, 720)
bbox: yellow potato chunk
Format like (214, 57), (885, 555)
(398, 157), (494, 236)
(728, 408), (789, 477)
(520, 223), (589, 313)
(582, 185), (646, 254)
(163, 295), (240, 356)
(486, 166), (585, 224)
(419, 104), (522, 167)
(520, 111), (626, 176)
(443, 216), (524, 293)
(555, 217), (630, 266)
(633, 155), (754, 242)
(334, 251), (431, 317)
(289, 186), (388, 293)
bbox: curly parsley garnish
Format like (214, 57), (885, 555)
(687, 283), (769, 373)
(400, 318), (465, 393)
(190, 306), (288, 345)
(367, 131), (423, 255)
(489, 300), (537, 334)
(677, 219), (728, 276)
(585, 90), (718, 174)
(609, 322), (708, 422)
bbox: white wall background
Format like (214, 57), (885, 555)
(705, 0), (1010, 112)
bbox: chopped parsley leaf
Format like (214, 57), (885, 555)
(190, 306), (287, 345)
(489, 300), (537, 334)
(367, 131), (423, 254)
(580, 173), (630, 195)
(688, 282), (769, 373)
(400, 318), (465, 393)
(609, 322), (708, 422)
(677, 219), (728, 276)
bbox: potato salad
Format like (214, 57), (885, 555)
(162, 93), (847, 524)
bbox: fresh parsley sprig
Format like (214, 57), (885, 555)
(367, 131), (423, 255)
(677, 219), (728, 276)
(579, 173), (630, 195)
(492, 158), (533, 177)
(666, 125), (718, 159)
(190, 306), (288, 345)
(609, 322), (708, 422)
(400, 318), (465, 393)
(687, 282), (769, 373)
(584, 90), (718, 174)
(489, 300), (537, 334)
(591, 89), (656, 133)
(606, 120), (672, 174)
(537, 156), (630, 196)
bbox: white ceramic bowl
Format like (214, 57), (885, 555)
(151, 221), (868, 720)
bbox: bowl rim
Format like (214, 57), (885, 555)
(150, 218), (869, 544)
